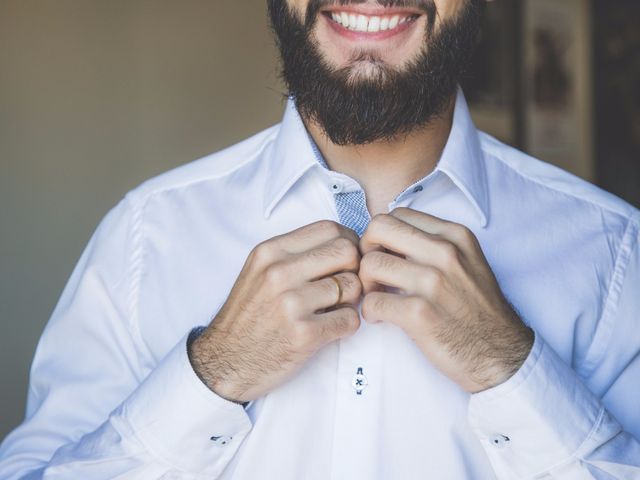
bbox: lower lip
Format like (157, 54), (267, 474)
(323, 14), (419, 41)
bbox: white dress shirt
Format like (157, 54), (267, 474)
(1, 89), (639, 479)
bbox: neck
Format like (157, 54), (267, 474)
(305, 95), (456, 217)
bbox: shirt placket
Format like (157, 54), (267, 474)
(326, 181), (385, 478)
(309, 135), (429, 478)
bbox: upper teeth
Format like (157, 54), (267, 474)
(330, 12), (413, 32)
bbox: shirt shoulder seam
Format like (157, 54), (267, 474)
(132, 125), (280, 201)
(121, 192), (153, 377)
(582, 210), (640, 376)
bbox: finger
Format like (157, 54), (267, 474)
(252, 221), (358, 268)
(262, 235), (361, 289)
(301, 272), (363, 313)
(359, 250), (438, 295)
(361, 213), (466, 272)
(389, 207), (479, 256)
(361, 292), (431, 336)
(275, 220), (359, 255)
(309, 306), (361, 346)
(294, 235), (361, 281)
(361, 213), (438, 259)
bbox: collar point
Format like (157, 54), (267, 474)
(474, 201), (490, 229)
(263, 202), (276, 220)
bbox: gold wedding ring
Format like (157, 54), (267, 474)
(329, 276), (343, 307)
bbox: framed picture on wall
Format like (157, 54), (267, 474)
(522, 0), (594, 180)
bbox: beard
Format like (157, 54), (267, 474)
(267, 0), (483, 146)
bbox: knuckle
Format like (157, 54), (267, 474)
(322, 276), (339, 297)
(343, 227), (360, 245)
(319, 309), (360, 342)
(361, 293), (381, 318)
(341, 272), (363, 298)
(279, 290), (304, 317)
(264, 263), (288, 285)
(366, 214), (386, 234)
(339, 308), (360, 335)
(336, 239), (360, 268)
(421, 268), (444, 297)
(453, 223), (475, 244)
(333, 236), (354, 253)
(407, 296), (431, 320)
(373, 293), (387, 312)
(439, 242), (460, 268)
(252, 241), (277, 267)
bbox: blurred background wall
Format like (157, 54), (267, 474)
(0, 0), (285, 439)
(1, 0), (639, 440)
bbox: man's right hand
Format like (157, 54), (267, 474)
(189, 221), (362, 404)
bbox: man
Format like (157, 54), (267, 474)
(1, 0), (639, 478)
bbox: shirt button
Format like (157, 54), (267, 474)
(211, 435), (233, 446)
(351, 367), (368, 395)
(330, 182), (345, 193)
(489, 434), (510, 449)
(412, 185), (424, 193)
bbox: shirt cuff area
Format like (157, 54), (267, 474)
(117, 332), (253, 476)
(467, 331), (620, 479)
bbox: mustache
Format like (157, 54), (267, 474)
(305, 0), (437, 30)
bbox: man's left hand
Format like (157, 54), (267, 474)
(359, 208), (534, 393)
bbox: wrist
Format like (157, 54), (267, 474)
(484, 325), (535, 391)
(187, 326), (248, 406)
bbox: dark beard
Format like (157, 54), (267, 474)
(267, 0), (483, 146)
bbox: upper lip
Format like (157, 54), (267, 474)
(320, 5), (425, 17)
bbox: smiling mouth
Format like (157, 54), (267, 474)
(323, 10), (420, 33)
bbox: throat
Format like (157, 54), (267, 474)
(304, 100), (454, 215)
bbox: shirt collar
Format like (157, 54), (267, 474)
(264, 87), (490, 227)
(263, 97), (319, 218)
(435, 87), (490, 227)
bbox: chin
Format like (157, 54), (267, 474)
(344, 60), (390, 83)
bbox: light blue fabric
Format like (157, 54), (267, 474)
(306, 133), (371, 237)
(306, 131), (429, 237)
(334, 190), (370, 237)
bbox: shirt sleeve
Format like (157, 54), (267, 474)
(467, 212), (640, 479)
(0, 194), (253, 480)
